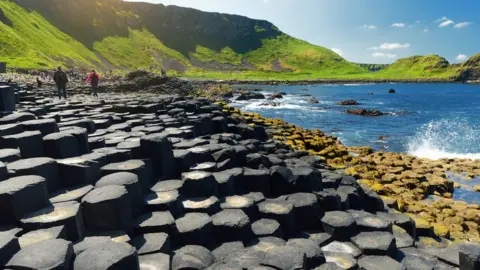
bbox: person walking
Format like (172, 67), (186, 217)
(53, 67), (68, 99)
(87, 70), (100, 98)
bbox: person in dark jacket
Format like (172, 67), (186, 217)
(53, 67), (68, 99)
(86, 70), (100, 98)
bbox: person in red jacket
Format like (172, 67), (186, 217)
(86, 70), (100, 98)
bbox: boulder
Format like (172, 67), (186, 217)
(175, 213), (213, 246)
(7, 158), (59, 192)
(20, 201), (84, 241)
(0, 175), (48, 225)
(96, 172), (144, 217)
(336, 100), (360, 106)
(321, 211), (357, 241)
(345, 109), (385, 116)
(74, 241), (139, 270)
(134, 211), (176, 236)
(130, 232), (171, 255)
(212, 209), (252, 242)
(0, 131), (45, 158)
(6, 239), (73, 270)
(81, 185), (133, 232)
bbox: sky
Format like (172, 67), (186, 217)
(126, 0), (480, 64)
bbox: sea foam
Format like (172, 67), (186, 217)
(406, 118), (480, 160)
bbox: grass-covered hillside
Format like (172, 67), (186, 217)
(371, 55), (459, 79)
(1, 0), (366, 78)
(1, 0), (478, 80)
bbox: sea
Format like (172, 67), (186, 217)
(231, 83), (480, 204)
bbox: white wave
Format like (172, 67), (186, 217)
(406, 118), (480, 160)
(240, 101), (316, 111)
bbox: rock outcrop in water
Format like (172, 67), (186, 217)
(346, 109), (385, 116)
(0, 78), (479, 269)
(337, 100), (360, 106)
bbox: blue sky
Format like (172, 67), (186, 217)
(127, 0), (479, 64)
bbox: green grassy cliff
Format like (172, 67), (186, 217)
(0, 0), (478, 80)
(2, 0), (365, 78)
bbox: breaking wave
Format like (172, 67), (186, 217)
(406, 118), (480, 160)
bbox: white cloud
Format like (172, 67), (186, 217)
(368, 43), (410, 50)
(372, 52), (397, 58)
(363, 25), (377, 29)
(456, 54), (468, 61)
(391, 23), (405, 28)
(454, 22), (472, 28)
(331, 48), (344, 56)
(439, 20), (455, 27)
(435, 16), (448, 23)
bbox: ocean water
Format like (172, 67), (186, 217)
(231, 83), (480, 203)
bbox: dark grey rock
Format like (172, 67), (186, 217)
(43, 132), (80, 159)
(173, 245), (214, 270)
(140, 133), (176, 178)
(144, 190), (182, 217)
(251, 218), (283, 238)
(20, 201), (84, 241)
(57, 157), (101, 187)
(18, 225), (67, 249)
(286, 192), (321, 230)
(6, 239), (73, 270)
(7, 157), (59, 192)
(182, 196), (220, 215)
(151, 179), (183, 192)
(96, 172), (144, 217)
(357, 255), (406, 270)
(243, 168), (271, 197)
(0, 231), (20, 266)
(393, 225), (414, 248)
(261, 245), (306, 270)
(212, 241), (245, 261)
(459, 244), (480, 270)
(0, 175), (48, 225)
(130, 232), (170, 255)
(73, 236), (112, 255)
(73, 241), (139, 270)
(139, 253), (171, 270)
(175, 213), (213, 246)
(321, 241), (362, 258)
(222, 248), (266, 269)
(212, 209), (252, 242)
(351, 231), (396, 256)
(321, 211), (357, 241)
(258, 200), (295, 236)
(181, 171), (218, 197)
(21, 118), (59, 136)
(49, 185), (93, 204)
(101, 160), (150, 193)
(81, 185), (133, 232)
(134, 211), (176, 236)
(287, 238), (325, 268)
(0, 148), (21, 163)
(316, 190), (342, 212)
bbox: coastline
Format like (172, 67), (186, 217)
(218, 101), (480, 242)
(188, 78), (480, 86)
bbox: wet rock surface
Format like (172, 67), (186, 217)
(0, 83), (476, 269)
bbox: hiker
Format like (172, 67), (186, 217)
(36, 77), (43, 88)
(53, 67), (68, 99)
(87, 70), (100, 97)
(161, 67), (167, 77)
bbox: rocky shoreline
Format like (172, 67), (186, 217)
(188, 78), (478, 86)
(0, 74), (479, 269)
